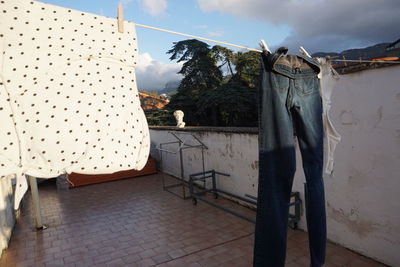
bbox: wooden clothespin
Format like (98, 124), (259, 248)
(117, 4), (124, 33)
(299, 46), (311, 58)
(259, 40), (271, 53)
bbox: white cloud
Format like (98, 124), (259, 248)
(194, 25), (224, 38)
(207, 29), (224, 37)
(120, 0), (167, 16)
(136, 53), (182, 91)
(119, 0), (133, 5)
(197, 0), (400, 52)
(139, 0), (167, 16)
(195, 25), (208, 29)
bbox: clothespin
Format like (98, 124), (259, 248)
(259, 40), (271, 53)
(299, 46), (311, 58)
(117, 4), (124, 33)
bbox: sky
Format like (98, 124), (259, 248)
(41, 0), (400, 91)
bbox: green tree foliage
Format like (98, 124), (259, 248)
(168, 39), (223, 91)
(233, 51), (261, 87)
(196, 80), (258, 126)
(145, 109), (175, 126)
(165, 39), (261, 127)
(211, 45), (235, 76)
(166, 39), (223, 125)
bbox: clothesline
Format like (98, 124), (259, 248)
(134, 23), (263, 53)
(134, 23), (400, 64)
(331, 59), (400, 64)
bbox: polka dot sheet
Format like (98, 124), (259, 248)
(0, 0), (150, 181)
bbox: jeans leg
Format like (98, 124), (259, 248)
(254, 147), (296, 267)
(254, 76), (296, 266)
(293, 91), (326, 267)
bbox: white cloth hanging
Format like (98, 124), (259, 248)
(0, 0), (150, 208)
(318, 58), (341, 174)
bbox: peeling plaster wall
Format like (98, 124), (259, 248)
(0, 175), (16, 258)
(149, 65), (400, 266)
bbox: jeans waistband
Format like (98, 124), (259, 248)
(272, 54), (320, 79)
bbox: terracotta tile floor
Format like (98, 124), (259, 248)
(0, 173), (385, 267)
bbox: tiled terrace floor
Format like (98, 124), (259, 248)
(0, 173), (385, 267)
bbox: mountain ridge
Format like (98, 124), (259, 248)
(312, 42), (398, 60)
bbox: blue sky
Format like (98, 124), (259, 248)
(40, 0), (400, 90)
(41, 0), (289, 63)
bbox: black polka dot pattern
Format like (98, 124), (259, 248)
(0, 77), (21, 175)
(0, 0), (149, 177)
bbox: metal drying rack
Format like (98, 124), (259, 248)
(158, 131), (302, 228)
(189, 170), (302, 229)
(158, 131), (207, 199)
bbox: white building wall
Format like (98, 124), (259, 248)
(150, 65), (400, 266)
(312, 65), (400, 266)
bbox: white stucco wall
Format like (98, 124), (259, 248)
(312, 65), (400, 266)
(150, 65), (400, 266)
(0, 175), (16, 258)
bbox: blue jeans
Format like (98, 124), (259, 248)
(254, 51), (326, 267)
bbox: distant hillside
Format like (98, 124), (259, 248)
(158, 80), (180, 95)
(138, 80), (180, 96)
(312, 42), (395, 60)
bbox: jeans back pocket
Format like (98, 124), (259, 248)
(294, 76), (319, 95)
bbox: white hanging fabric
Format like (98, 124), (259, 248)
(317, 58), (341, 174)
(299, 47), (342, 175)
(0, 0), (150, 208)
